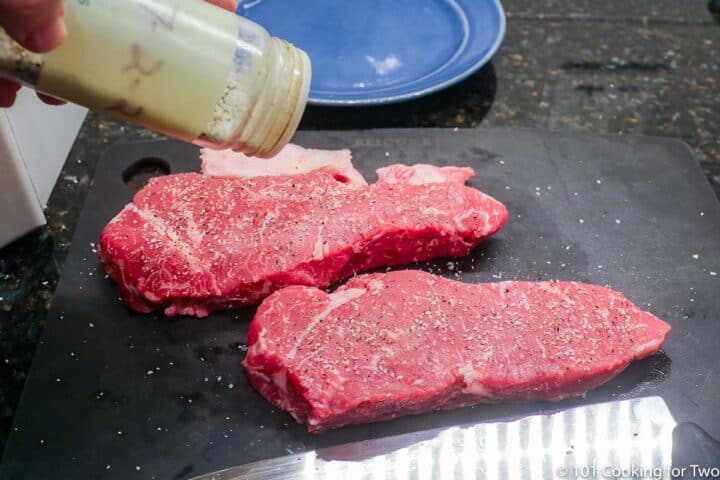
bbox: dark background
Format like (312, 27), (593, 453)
(1, 0), (718, 455)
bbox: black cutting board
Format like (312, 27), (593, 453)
(2, 129), (719, 480)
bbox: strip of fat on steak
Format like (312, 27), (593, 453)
(244, 270), (671, 432)
(377, 164), (475, 185)
(200, 144), (367, 186)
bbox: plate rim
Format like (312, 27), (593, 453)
(302, 0), (507, 106)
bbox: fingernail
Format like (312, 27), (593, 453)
(25, 16), (67, 53)
(0, 81), (21, 108)
(37, 93), (67, 106)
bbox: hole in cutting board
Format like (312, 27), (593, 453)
(122, 157), (171, 190)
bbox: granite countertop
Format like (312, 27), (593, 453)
(1, 0), (718, 454)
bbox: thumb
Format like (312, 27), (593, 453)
(0, 0), (66, 53)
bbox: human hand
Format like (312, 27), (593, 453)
(0, 0), (66, 107)
(206, 0), (238, 11)
(0, 0), (237, 107)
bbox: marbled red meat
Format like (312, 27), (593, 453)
(99, 161), (507, 317)
(244, 270), (671, 432)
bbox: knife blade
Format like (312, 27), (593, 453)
(190, 396), (676, 480)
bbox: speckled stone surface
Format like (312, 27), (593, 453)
(1, 0), (718, 453)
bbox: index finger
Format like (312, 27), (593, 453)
(0, 0), (65, 52)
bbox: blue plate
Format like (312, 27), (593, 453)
(237, 0), (506, 106)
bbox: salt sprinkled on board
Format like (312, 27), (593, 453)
(692, 254), (699, 260)
(711, 272), (717, 276)
(596, 179), (602, 184)
(578, 219), (584, 224)
(615, 219), (621, 224)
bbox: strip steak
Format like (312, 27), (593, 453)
(99, 160), (507, 317)
(244, 270), (671, 432)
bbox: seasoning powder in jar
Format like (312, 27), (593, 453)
(0, 0), (310, 157)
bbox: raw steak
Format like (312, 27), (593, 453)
(99, 159), (508, 317)
(244, 270), (671, 432)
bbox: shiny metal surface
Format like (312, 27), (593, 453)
(190, 397), (676, 480)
